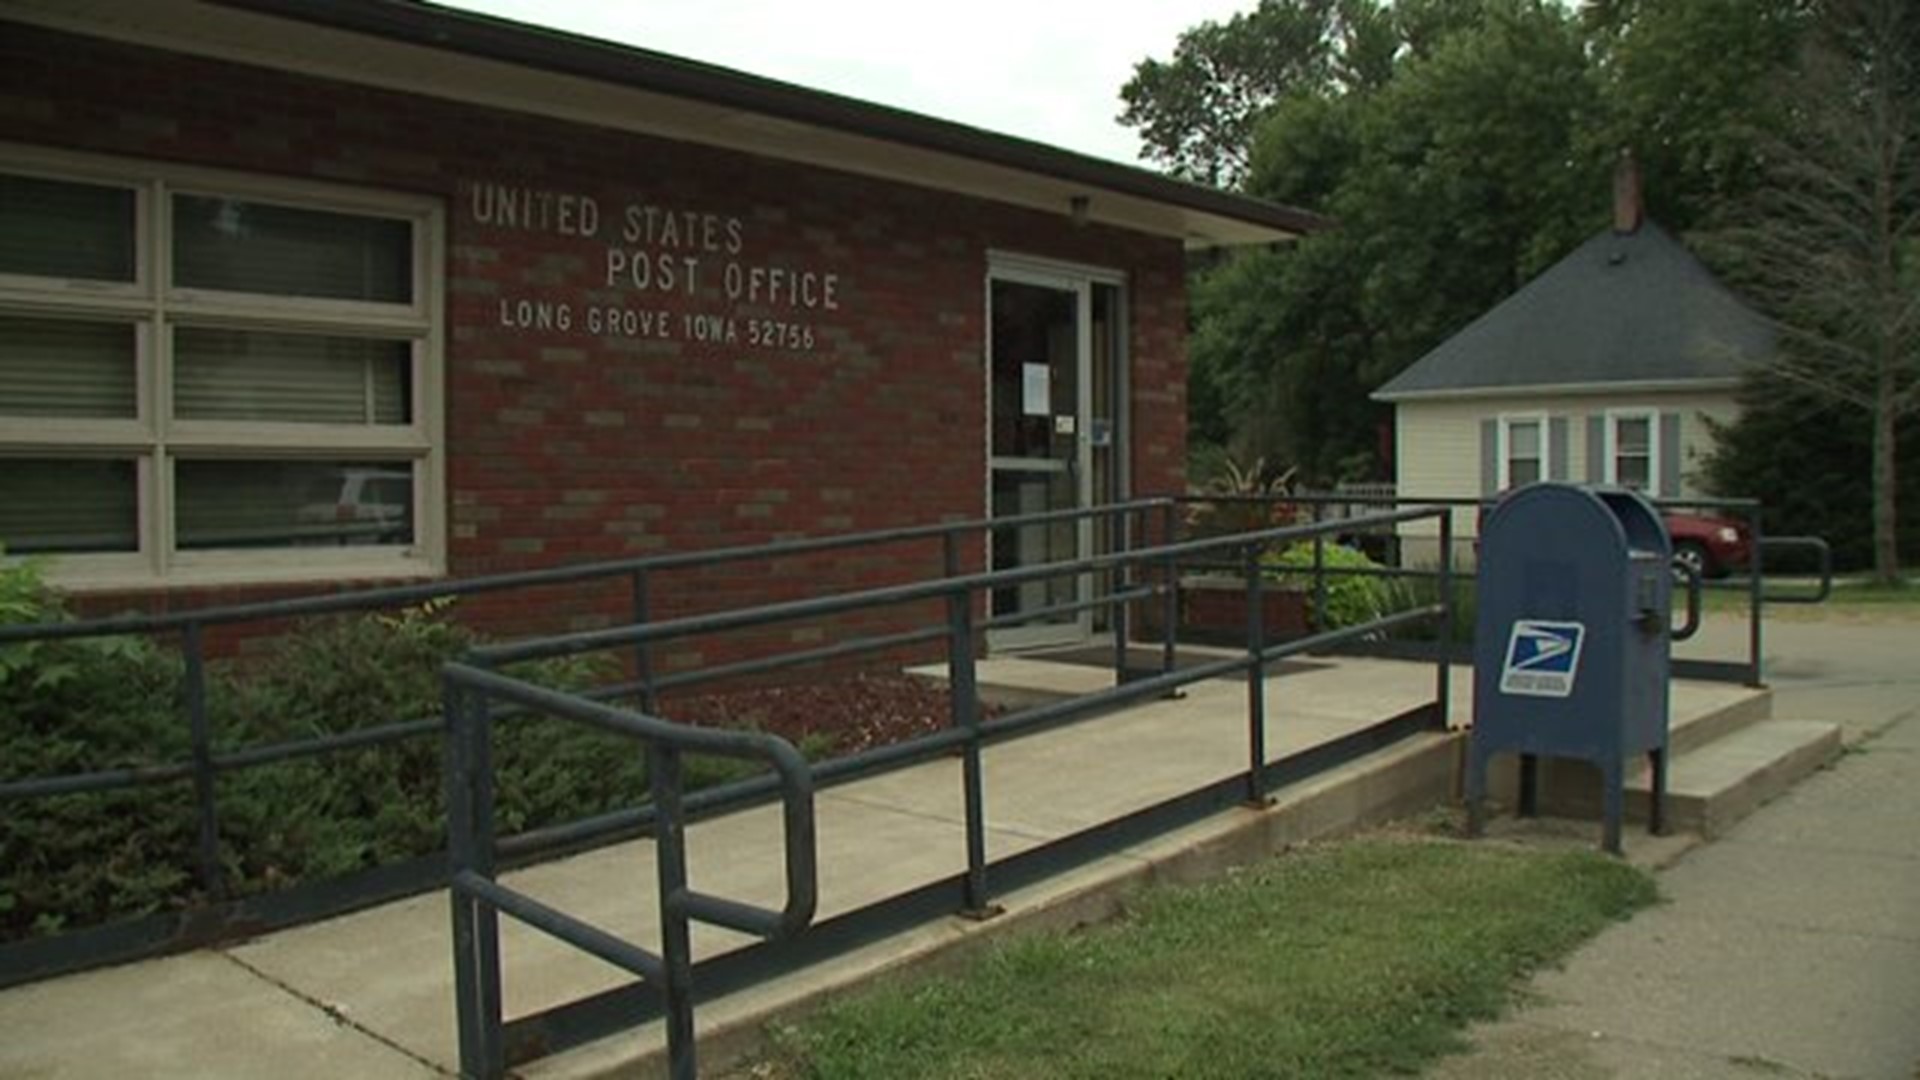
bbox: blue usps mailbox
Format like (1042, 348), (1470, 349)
(1465, 483), (1672, 853)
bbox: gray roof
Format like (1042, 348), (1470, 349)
(1372, 222), (1774, 401)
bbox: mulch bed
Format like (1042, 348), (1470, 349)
(661, 673), (1000, 756)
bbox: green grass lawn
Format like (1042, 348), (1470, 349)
(748, 836), (1656, 1080)
(1701, 576), (1918, 614)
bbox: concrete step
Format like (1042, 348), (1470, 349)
(1639, 719), (1843, 837)
(1667, 684), (1774, 755)
(1485, 682), (1773, 809)
(1535, 720), (1843, 839)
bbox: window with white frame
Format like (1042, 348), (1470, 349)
(1498, 414), (1548, 489)
(1605, 410), (1658, 495)
(0, 149), (443, 587)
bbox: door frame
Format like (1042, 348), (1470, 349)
(984, 252), (1124, 652)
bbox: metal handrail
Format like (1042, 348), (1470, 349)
(442, 662), (816, 1080)
(1754, 536), (1834, 604)
(0, 496), (1179, 644)
(1671, 563), (1705, 642)
(434, 503), (1457, 1078)
(1170, 489), (1811, 687)
(0, 498), (1172, 987)
(472, 506), (1441, 667)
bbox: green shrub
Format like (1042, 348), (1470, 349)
(1, 559), (194, 937)
(0, 587), (655, 941)
(211, 603), (652, 891)
(2, 565), (816, 944)
(1261, 542), (1395, 629)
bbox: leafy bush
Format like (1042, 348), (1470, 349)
(1, 559), (194, 936)
(4, 555), (855, 945)
(0, 585), (669, 941)
(1261, 541), (1395, 629)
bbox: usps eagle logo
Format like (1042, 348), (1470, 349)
(1498, 620), (1586, 698)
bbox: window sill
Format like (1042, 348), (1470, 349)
(32, 550), (446, 595)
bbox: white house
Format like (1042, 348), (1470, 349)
(1371, 159), (1774, 561)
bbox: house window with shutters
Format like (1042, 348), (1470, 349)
(1606, 409), (1658, 494)
(0, 147), (444, 589)
(1497, 413), (1549, 489)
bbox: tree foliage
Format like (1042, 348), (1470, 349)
(1700, 374), (1920, 570)
(1176, 0), (1611, 485)
(1119, 0), (1396, 187)
(1698, 0), (1919, 581)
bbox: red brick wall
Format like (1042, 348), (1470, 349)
(2, 23), (1188, 663)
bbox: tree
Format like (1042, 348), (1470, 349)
(1581, 0), (1808, 231)
(1185, 0), (1603, 485)
(1703, 0), (1919, 583)
(1701, 374), (1920, 570)
(1118, 0), (1394, 187)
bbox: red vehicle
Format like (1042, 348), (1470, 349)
(1664, 511), (1750, 579)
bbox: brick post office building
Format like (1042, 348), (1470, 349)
(0, 0), (1318, 657)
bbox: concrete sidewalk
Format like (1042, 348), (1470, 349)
(1432, 612), (1920, 1080)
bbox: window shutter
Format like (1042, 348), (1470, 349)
(1586, 415), (1606, 484)
(1548, 416), (1570, 481)
(1480, 418), (1498, 494)
(1660, 412), (1683, 496)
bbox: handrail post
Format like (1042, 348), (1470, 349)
(1243, 544), (1271, 806)
(630, 569), (659, 715)
(445, 674), (503, 1079)
(1160, 500), (1179, 680)
(181, 621), (223, 901)
(651, 744), (699, 1080)
(1746, 503), (1765, 687)
(1110, 503), (1131, 686)
(941, 529), (962, 581)
(944, 579), (995, 916)
(1310, 502), (1327, 637)
(1435, 510), (1455, 730)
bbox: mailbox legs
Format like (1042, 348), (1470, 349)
(1647, 748), (1668, 837)
(1517, 755), (1540, 818)
(1464, 745), (1668, 855)
(1600, 760), (1625, 855)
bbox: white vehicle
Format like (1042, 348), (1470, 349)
(296, 468), (412, 545)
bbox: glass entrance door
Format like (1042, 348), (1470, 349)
(988, 269), (1092, 650)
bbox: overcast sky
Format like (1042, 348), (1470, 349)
(442, 1), (1256, 165)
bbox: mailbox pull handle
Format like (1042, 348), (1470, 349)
(1670, 559), (1703, 642)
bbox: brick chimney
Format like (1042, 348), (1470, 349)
(1613, 149), (1643, 234)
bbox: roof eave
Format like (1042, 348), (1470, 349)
(1373, 376), (1745, 404)
(192, 0), (1327, 246)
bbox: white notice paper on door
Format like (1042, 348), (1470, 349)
(1022, 363), (1050, 416)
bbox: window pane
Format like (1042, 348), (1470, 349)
(1507, 421), (1540, 458)
(1616, 456), (1651, 489)
(1615, 417), (1651, 454)
(0, 458), (138, 554)
(0, 316), (137, 418)
(172, 195), (411, 303)
(0, 174), (136, 282)
(174, 328), (409, 424)
(175, 460), (413, 549)
(1509, 460), (1542, 486)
